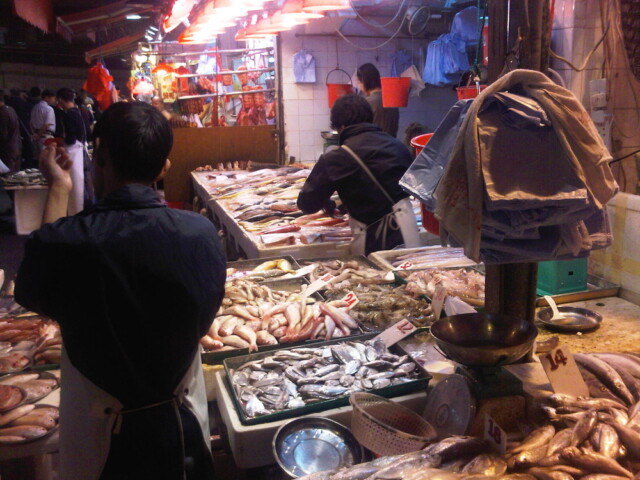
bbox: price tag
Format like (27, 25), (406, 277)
(431, 286), (448, 319)
(301, 273), (335, 298)
(538, 345), (589, 397)
(341, 291), (359, 309)
(394, 261), (414, 271)
(484, 414), (507, 454)
(374, 319), (417, 347)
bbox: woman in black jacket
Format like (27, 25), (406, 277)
(297, 94), (420, 255)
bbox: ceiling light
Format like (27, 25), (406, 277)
(126, 14), (142, 20)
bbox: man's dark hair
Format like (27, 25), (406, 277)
(330, 94), (373, 130)
(9, 88), (20, 96)
(56, 88), (75, 103)
(0, 89), (5, 102)
(93, 101), (173, 183)
(41, 89), (55, 99)
(29, 86), (41, 98)
(356, 63), (382, 92)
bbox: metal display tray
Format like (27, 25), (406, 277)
(368, 246), (478, 272)
(223, 333), (431, 426)
(297, 255), (382, 271)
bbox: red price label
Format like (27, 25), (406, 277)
(341, 291), (359, 309)
(374, 319), (417, 347)
(545, 349), (568, 371)
(538, 345), (589, 397)
(396, 261), (414, 271)
(484, 415), (506, 454)
(320, 273), (335, 283)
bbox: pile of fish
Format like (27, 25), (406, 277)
(572, 353), (640, 408)
(0, 318), (62, 369)
(385, 247), (477, 270)
(230, 339), (420, 418)
(403, 268), (486, 306)
(327, 284), (435, 330)
(226, 258), (299, 282)
(0, 404), (59, 444)
(0, 169), (47, 187)
(302, 259), (392, 290)
(200, 278), (362, 352)
(197, 167), (353, 245)
(0, 372), (58, 402)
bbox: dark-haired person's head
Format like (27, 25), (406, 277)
(41, 89), (56, 106)
(356, 63), (381, 93)
(0, 90), (5, 104)
(93, 101), (173, 191)
(29, 86), (41, 98)
(330, 94), (373, 131)
(56, 88), (75, 110)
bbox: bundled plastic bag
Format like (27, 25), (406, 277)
(293, 49), (316, 83)
(400, 99), (473, 210)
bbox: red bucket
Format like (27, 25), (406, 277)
(456, 85), (487, 100)
(410, 133), (434, 156)
(326, 68), (353, 108)
(381, 77), (410, 107)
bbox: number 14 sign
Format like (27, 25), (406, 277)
(538, 345), (589, 398)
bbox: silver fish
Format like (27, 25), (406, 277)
(559, 446), (633, 478)
(570, 410), (598, 446)
(546, 429), (572, 456)
(315, 364), (340, 377)
(507, 444), (548, 471)
(548, 394), (626, 411)
(245, 395), (267, 417)
(580, 475), (631, 480)
(461, 454), (507, 475)
(591, 422), (621, 458)
(525, 467), (573, 480)
(424, 436), (488, 463)
(365, 451), (441, 479)
(606, 420), (640, 458)
(575, 354), (635, 406)
(373, 378), (391, 389)
(510, 425), (556, 454)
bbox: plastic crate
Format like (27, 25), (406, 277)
(536, 258), (588, 296)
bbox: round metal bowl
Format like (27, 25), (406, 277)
(430, 313), (538, 368)
(537, 306), (602, 332)
(273, 416), (367, 478)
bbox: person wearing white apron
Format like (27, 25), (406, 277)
(297, 94), (420, 255)
(56, 88), (88, 215)
(16, 102), (226, 479)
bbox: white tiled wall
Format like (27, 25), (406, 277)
(279, 24), (458, 163)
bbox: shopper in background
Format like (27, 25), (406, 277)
(0, 90), (22, 173)
(152, 95), (172, 121)
(29, 89), (56, 167)
(52, 96), (66, 139)
(56, 88), (94, 213)
(16, 101), (225, 480)
(6, 88), (33, 167)
(75, 89), (95, 135)
(356, 63), (399, 138)
(27, 86), (41, 110)
(297, 94), (419, 255)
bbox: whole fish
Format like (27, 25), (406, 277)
(525, 467), (573, 480)
(234, 324), (258, 352)
(219, 316), (243, 337)
(592, 353), (640, 380)
(461, 454), (507, 475)
(570, 410), (598, 446)
(606, 420), (640, 458)
(580, 475), (630, 480)
(559, 446), (633, 478)
(508, 444), (548, 470)
(546, 428), (573, 456)
(598, 358), (640, 402)
(402, 469), (460, 480)
(424, 436), (490, 463)
(591, 422), (621, 458)
(220, 334), (250, 349)
(365, 451), (441, 479)
(581, 368), (627, 404)
(548, 394), (626, 411)
(575, 354), (635, 406)
(510, 425), (556, 454)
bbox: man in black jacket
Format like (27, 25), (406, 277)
(297, 94), (416, 254)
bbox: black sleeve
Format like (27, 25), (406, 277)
(296, 156), (338, 214)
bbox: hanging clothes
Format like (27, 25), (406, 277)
(451, 6), (480, 46)
(390, 50), (414, 77)
(83, 63), (115, 111)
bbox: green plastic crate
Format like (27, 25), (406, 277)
(537, 258), (588, 296)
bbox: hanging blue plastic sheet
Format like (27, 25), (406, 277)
(390, 49), (414, 77)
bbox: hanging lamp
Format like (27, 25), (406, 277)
(302, 0), (349, 12)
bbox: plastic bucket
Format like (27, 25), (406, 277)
(381, 77), (410, 107)
(410, 133), (434, 156)
(326, 68), (353, 108)
(456, 85), (487, 100)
